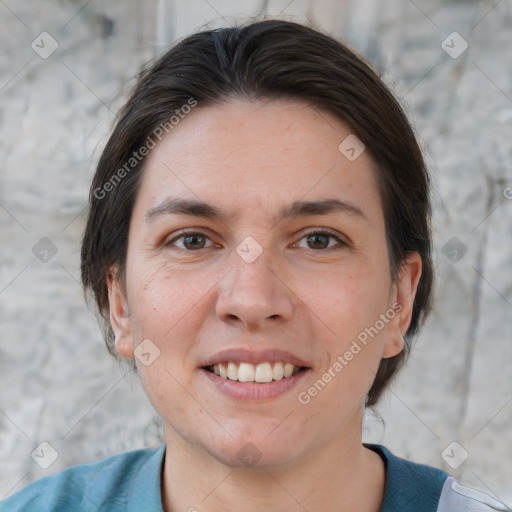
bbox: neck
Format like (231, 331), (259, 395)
(161, 419), (386, 512)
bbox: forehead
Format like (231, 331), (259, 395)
(135, 98), (382, 221)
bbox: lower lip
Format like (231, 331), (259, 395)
(200, 368), (310, 401)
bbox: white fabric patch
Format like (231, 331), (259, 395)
(437, 477), (511, 511)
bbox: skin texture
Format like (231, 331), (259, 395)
(107, 99), (422, 511)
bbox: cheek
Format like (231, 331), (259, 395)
(303, 264), (391, 345)
(303, 264), (392, 403)
(127, 261), (209, 342)
(127, 263), (210, 426)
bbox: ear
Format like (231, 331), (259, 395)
(107, 267), (134, 359)
(382, 251), (423, 358)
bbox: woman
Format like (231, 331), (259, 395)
(2, 19), (508, 512)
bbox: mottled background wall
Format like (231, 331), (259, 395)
(1, 0), (511, 505)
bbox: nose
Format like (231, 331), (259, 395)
(215, 246), (294, 331)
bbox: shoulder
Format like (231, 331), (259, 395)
(437, 477), (511, 511)
(366, 444), (511, 512)
(367, 443), (449, 512)
(0, 445), (166, 512)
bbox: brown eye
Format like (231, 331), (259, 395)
(306, 233), (330, 249)
(295, 230), (346, 251)
(182, 233), (206, 250)
(166, 231), (213, 251)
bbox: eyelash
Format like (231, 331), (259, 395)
(165, 228), (347, 252)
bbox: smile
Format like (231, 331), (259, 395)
(206, 361), (305, 383)
(200, 348), (311, 399)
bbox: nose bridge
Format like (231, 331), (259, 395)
(215, 239), (293, 327)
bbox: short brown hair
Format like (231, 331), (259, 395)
(81, 19), (433, 407)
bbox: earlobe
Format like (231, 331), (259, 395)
(382, 252), (422, 358)
(107, 268), (134, 359)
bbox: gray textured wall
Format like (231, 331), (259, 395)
(1, 0), (511, 505)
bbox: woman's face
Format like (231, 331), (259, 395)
(108, 98), (420, 469)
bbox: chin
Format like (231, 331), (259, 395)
(202, 428), (305, 471)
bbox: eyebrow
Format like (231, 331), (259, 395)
(144, 197), (368, 224)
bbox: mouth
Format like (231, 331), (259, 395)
(199, 348), (311, 400)
(203, 361), (308, 383)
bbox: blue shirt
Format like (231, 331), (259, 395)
(1, 443), (508, 511)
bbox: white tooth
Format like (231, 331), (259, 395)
(272, 362), (284, 380)
(283, 363), (295, 378)
(255, 362), (273, 383)
(227, 362), (238, 381)
(218, 363), (228, 379)
(213, 364), (220, 375)
(238, 362), (255, 382)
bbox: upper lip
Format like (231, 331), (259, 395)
(200, 348), (311, 368)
